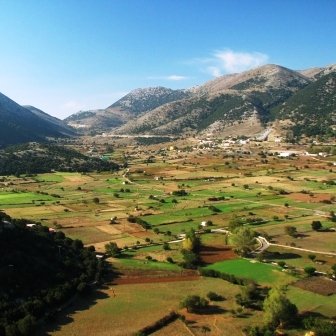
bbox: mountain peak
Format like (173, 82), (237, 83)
(108, 86), (191, 114)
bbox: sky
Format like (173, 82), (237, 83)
(0, 0), (335, 119)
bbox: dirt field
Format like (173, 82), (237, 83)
(293, 276), (336, 296)
(112, 269), (199, 285)
(288, 192), (333, 203)
(201, 245), (236, 264)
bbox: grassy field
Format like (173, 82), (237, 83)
(287, 286), (336, 318)
(204, 258), (295, 285)
(0, 191), (54, 205)
(42, 278), (260, 336)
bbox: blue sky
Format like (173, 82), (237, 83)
(0, 0), (335, 118)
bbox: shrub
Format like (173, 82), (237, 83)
(206, 291), (224, 301)
(304, 266), (316, 276)
(180, 295), (208, 313)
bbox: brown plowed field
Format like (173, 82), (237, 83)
(201, 245), (236, 264)
(113, 274), (200, 285)
(288, 192), (333, 203)
(293, 276), (336, 296)
(112, 269), (200, 285)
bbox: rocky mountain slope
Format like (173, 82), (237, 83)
(0, 93), (75, 147)
(64, 63), (336, 139)
(64, 87), (190, 133)
(114, 64), (313, 136)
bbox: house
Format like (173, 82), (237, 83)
(26, 223), (37, 228)
(200, 221), (208, 227)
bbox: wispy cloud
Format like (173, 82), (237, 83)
(148, 74), (188, 81)
(166, 75), (188, 81)
(194, 49), (269, 77)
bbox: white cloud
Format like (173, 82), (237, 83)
(195, 49), (269, 77)
(148, 75), (188, 81)
(166, 75), (188, 81)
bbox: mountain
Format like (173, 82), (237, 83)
(64, 63), (336, 139)
(271, 71), (336, 138)
(115, 64), (312, 137)
(0, 92), (75, 147)
(64, 87), (191, 133)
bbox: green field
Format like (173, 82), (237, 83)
(0, 191), (53, 205)
(287, 286), (336, 318)
(204, 258), (295, 285)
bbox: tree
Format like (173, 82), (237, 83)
(162, 242), (170, 250)
(308, 254), (316, 262)
(17, 314), (36, 336)
(181, 249), (200, 269)
(304, 266), (316, 276)
(182, 229), (201, 253)
(180, 295), (209, 313)
(230, 227), (256, 256)
(284, 225), (297, 237)
(93, 197), (100, 204)
(105, 242), (121, 257)
(207, 291), (224, 301)
(263, 287), (298, 328)
(228, 216), (244, 231)
(311, 220), (322, 231)
(303, 316), (336, 336)
(331, 264), (336, 276)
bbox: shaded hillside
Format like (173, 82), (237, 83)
(0, 93), (75, 147)
(0, 212), (102, 336)
(0, 143), (119, 175)
(23, 105), (74, 135)
(271, 71), (336, 138)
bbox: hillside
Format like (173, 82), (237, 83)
(64, 87), (190, 133)
(0, 212), (101, 336)
(271, 71), (336, 139)
(0, 93), (75, 147)
(0, 143), (119, 175)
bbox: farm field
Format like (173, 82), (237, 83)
(203, 258), (295, 285)
(1, 140), (336, 335)
(41, 278), (261, 336)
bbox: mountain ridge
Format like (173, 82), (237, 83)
(65, 63), (336, 139)
(0, 93), (75, 147)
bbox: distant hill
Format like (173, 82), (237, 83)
(0, 142), (119, 175)
(64, 87), (190, 133)
(0, 92), (75, 147)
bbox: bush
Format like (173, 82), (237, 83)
(311, 220), (322, 231)
(180, 295), (208, 313)
(304, 266), (316, 276)
(206, 291), (224, 301)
